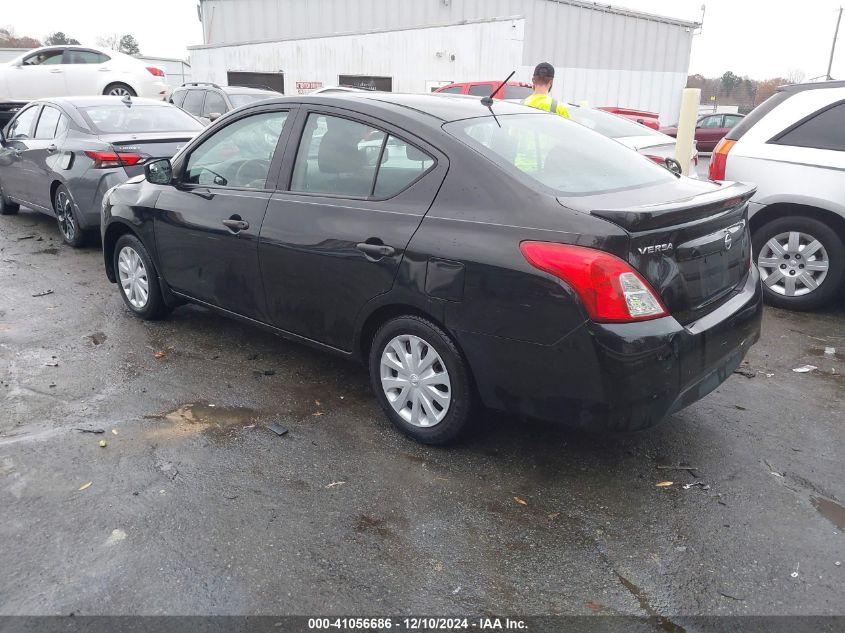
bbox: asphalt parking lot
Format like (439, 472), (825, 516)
(1, 205), (844, 619)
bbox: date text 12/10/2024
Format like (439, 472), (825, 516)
(307, 618), (528, 630)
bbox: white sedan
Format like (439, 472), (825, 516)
(0, 46), (167, 101)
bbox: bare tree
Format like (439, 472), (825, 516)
(0, 26), (41, 48)
(785, 68), (806, 85)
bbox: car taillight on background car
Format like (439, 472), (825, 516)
(520, 242), (668, 323)
(709, 138), (736, 180)
(84, 151), (147, 169)
(146, 66), (165, 77)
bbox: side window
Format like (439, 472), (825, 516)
(170, 90), (187, 107)
(698, 115), (723, 128)
(7, 107), (40, 139)
(724, 114), (743, 128)
(55, 114), (69, 138)
(290, 113), (385, 197)
(65, 50), (109, 64)
(185, 111), (288, 189)
(22, 50), (64, 66)
(202, 91), (227, 117)
(34, 106), (62, 140)
(181, 90), (205, 116)
(438, 86), (464, 94)
(771, 102), (845, 152)
(468, 84), (495, 96)
(373, 136), (434, 197)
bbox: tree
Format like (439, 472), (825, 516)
(44, 32), (80, 45)
(97, 33), (141, 55)
(720, 71), (742, 97)
(0, 27), (41, 48)
(786, 68), (806, 85)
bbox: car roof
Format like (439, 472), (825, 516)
(251, 92), (535, 125)
(778, 79), (845, 94)
(222, 86), (280, 95)
(36, 96), (174, 108)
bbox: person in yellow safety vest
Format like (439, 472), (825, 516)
(522, 62), (570, 119)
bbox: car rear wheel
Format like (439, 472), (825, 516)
(104, 83), (137, 97)
(113, 234), (169, 320)
(53, 185), (88, 247)
(0, 179), (19, 215)
(369, 316), (473, 445)
(753, 216), (845, 311)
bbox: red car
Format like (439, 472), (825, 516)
(660, 112), (745, 152)
(597, 107), (660, 130)
(434, 81), (533, 100)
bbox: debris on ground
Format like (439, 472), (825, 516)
(548, 512), (561, 520)
(31, 289), (54, 297)
(242, 424), (255, 429)
(153, 351), (166, 359)
(718, 590), (745, 601)
(16, 235), (36, 241)
(75, 428), (105, 434)
(104, 529), (127, 546)
(45, 358), (59, 367)
(656, 481), (674, 487)
(682, 482), (711, 491)
(313, 412), (324, 417)
(825, 347), (836, 356)
(835, 561), (841, 567)
(791, 562), (800, 578)
(513, 496), (529, 505)
(325, 481), (346, 489)
(267, 422), (288, 436)
(98, 440), (107, 448)
(733, 368), (756, 378)
(656, 465), (698, 471)
(78, 482), (92, 491)
(734, 405), (747, 410)
(111, 429), (118, 435)
(792, 365), (818, 373)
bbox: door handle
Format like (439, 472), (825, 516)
(46, 144), (57, 153)
(50, 69), (63, 74)
(222, 218), (249, 232)
(356, 242), (395, 258)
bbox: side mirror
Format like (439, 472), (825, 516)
(145, 159), (173, 185)
(208, 112), (222, 122)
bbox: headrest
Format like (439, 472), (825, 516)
(317, 120), (366, 174)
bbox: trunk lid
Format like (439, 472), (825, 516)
(560, 180), (756, 324)
(98, 132), (195, 177)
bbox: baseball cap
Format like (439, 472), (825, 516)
(533, 62), (555, 80)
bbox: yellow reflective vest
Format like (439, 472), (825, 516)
(522, 93), (571, 119)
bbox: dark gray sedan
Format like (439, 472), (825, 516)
(0, 96), (203, 246)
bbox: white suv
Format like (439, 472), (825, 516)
(710, 81), (845, 310)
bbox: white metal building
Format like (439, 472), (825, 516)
(190, 0), (699, 123)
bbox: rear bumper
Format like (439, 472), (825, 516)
(456, 265), (763, 431)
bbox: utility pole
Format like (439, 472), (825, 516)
(828, 6), (843, 81)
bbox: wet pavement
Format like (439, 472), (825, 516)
(1, 208), (844, 618)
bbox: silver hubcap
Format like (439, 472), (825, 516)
(108, 86), (131, 96)
(758, 231), (829, 297)
(117, 246), (149, 309)
(380, 334), (451, 427)
(55, 191), (75, 241)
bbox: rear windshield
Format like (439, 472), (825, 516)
(229, 93), (276, 108)
(445, 113), (675, 196)
(81, 104), (203, 134)
(503, 85), (532, 100)
(569, 107), (664, 139)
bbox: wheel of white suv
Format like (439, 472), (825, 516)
(753, 216), (845, 311)
(113, 234), (170, 320)
(369, 316), (473, 445)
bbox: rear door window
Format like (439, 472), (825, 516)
(503, 85), (532, 100)
(65, 50), (110, 64)
(770, 102), (845, 151)
(185, 111), (288, 189)
(181, 90), (206, 117)
(373, 136), (434, 198)
(202, 91), (227, 117)
(290, 113), (385, 198)
(723, 114), (743, 128)
(34, 106), (62, 139)
(438, 85), (464, 94)
(468, 83), (495, 96)
(170, 90), (187, 107)
(698, 115), (724, 128)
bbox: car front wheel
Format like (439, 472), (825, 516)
(753, 216), (845, 311)
(0, 179), (19, 215)
(369, 316), (473, 445)
(113, 234), (169, 320)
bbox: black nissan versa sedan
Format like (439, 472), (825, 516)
(100, 93), (763, 444)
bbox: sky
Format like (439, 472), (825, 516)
(2, 0), (844, 80)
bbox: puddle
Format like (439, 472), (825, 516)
(807, 347), (844, 362)
(146, 402), (259, 440)
(355, 515), (392, 537)
(811, 496), (845, 531)
(87, 332), (107, 346)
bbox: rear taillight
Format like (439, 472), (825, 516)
(645, 155), (666, 165)
(520, 242), (668, 323)
(146, 66), (165, 77)
(84, 150), (146, 169)
(709, 138), (736, 180)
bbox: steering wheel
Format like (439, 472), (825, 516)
(234, 159), (270, 186)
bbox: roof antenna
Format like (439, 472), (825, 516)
(480, 70), (515, 106)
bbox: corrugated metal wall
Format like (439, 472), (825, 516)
(198, 0), (694, 73)
(193, 0), (696, 122)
